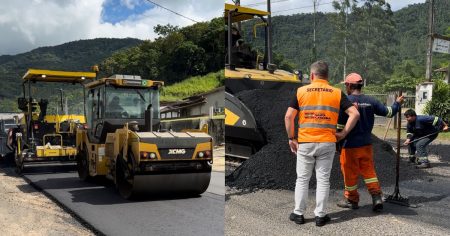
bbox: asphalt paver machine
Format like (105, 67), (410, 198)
(12, 69), (96, 173)
(225, 3), (304, 159)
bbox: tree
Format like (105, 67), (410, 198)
(383, 60), (424, 93)
(100, 18), (224, 84)
(154, 24), (180, 37)
(329, 0), (358, 82)
(349, 0), (397, 86)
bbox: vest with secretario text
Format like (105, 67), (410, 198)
(296, 78), (341, 142)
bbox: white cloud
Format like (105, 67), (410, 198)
(227, 0), (426, 16)
(121, 0), (140, 9)
(0, 0), (223, 55)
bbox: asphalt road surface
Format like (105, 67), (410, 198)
(21, 163), (224, 236)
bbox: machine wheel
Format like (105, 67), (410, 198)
(77, 146), (91, 181)
(115, 152), (135, 199)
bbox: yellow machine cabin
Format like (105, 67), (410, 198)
(76, 74), (213, 199)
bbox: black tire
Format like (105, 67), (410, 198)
(77, 146), (91, 181)
(14, 148), (24, 174)
(116, 153), (134, 199)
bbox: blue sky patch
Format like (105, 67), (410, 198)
(101, 0), (154, 24)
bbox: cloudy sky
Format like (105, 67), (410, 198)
(0, 0), (222, 55)
(0, 0), (426, 56)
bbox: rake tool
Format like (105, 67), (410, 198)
(385, 91), (417, 208)
(386, 131), (443, 147)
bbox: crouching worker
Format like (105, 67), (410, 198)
(336, 73), (404, 212)
(404, 109), (448, 168)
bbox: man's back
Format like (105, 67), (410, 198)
(295, 79), (342, 143)
(339, 94), (397, 148)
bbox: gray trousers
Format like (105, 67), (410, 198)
(293, 142), (335, 217)
(408, 134), (438, 163)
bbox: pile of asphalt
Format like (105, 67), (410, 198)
(226, 89), (405, 191)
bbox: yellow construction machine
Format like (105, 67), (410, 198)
(12, 69), (96, 173)
(76, 74), (213, 199)
(225, 3), (305, 159)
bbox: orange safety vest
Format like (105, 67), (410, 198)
(296, 78), (341, 143)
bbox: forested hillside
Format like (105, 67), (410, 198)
(0, 38), (142, 99)
(241, 0), (450, 86)
(0, 17), (224, 112)
(100, 18), (224, 84)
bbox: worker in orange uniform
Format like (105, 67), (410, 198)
(336, 73), (404, 211)
(285, 61), (359, 227)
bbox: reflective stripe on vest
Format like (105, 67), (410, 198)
(296, 79), (341, 143)
(299, 105), (339, 113)
(299, 123), (337, 129)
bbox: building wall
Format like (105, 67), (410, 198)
(204, 88), (225, 115)
(187, 88), (225, 117)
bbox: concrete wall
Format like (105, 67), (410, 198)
(415, 82), (434, 115)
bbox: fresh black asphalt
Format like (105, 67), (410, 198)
(21, 163), (224, 236)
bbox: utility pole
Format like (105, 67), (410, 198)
(312, 0), (320, 62)
(267, 0), (272, 65)
(235, 0), (241, 31)
(425, 0), (435, 81)
(343, 1), (348, 82)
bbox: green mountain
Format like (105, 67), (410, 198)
(0, 38), (142, 99)
(240, 0), (450, 84)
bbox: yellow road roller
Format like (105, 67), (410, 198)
(76, 74), (213, 199)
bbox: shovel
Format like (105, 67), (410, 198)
(385, 91), (417, 208)
(402, 130), (443, 146)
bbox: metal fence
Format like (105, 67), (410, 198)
(366, 93), (415, 128)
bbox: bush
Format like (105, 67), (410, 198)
(424, 79), (450, 121)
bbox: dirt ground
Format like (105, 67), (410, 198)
(0, 165), (94, 236)
(213, 146), (225, 172)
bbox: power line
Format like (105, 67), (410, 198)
(272, 1), (333, 14)
(144, 0), (199, 23)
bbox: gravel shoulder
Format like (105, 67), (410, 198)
(225, 137), (450, 235)
(0, 164), (94, 236)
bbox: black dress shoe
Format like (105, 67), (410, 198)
(315, 214), (331, 227)
(289, 213), (305, 224)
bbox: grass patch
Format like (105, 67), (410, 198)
(160, 70), (224, 102)
(372, 126), (450, 142)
